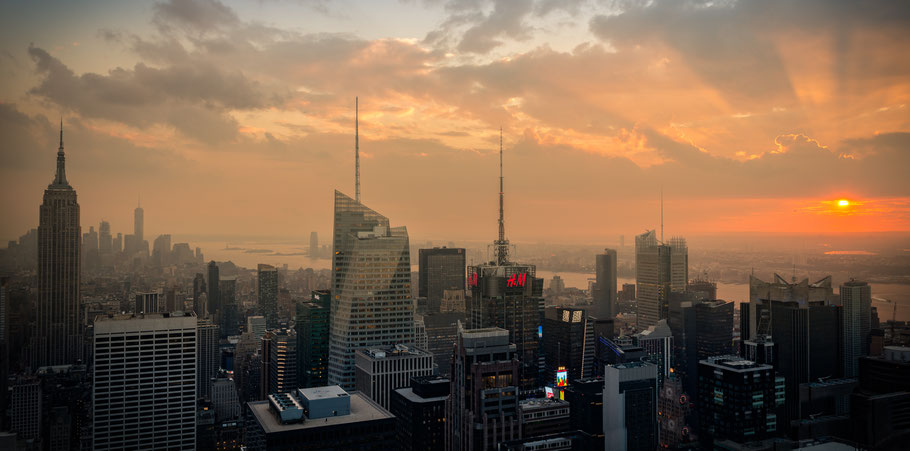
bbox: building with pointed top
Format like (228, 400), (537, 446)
(467, 130), (545, 390)
(328, 190), (415, 390)
(34, 122), (83, 368)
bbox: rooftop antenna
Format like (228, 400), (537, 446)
(660, 186), (664, 243)
(355, 97), (361, 203)
(494, 128), (509, 265)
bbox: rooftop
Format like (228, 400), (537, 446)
(700, 355), (773, 373)
(298, 385), (349, 402)
(394, 387), (449, 404)
(248, 391), (392, 434)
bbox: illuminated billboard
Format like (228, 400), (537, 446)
(556, 367), (568, 387)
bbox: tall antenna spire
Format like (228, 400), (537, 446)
(355, 97), (361, 203)
(660, 186), (664, 243)
(53, 117), (68, 186)
(494, 127), (509, 265)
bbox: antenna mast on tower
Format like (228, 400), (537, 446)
(660, 186), (664, 243)
(494, 128), (509, 265)
(355, 97), (361, 203)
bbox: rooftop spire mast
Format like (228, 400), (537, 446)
(53, 117), (68, 186)
(495, 128), (509, 265)
(660, 186), (664, 243)
(355, 97), (361, 203)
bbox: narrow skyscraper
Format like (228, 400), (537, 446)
(841, 279), (871, 377)
(594, 248), (618, 318)
(257, 264), (279, 329)
(35, 121), (83, 368)
(635, 231), (687, 328)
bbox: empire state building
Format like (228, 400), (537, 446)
(35, 121), (83, 367)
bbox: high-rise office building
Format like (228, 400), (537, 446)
(422, 311), (465, 377)
(668, 296), (734, 405)
(219, 277), (239, 337)
(296, 290), (330, 388)
(603, 361), (659, 451)
(697, 356), (785, 447)
(328, 190), (414, 390)
(211, 376), (241, 422)
(842, 279), (871, 377)
(82, 225), (99, 270)
(543, 307), (595, 383)
(658, 373), (695, 449)
(135, 292), (159, 314)
(447, 323), (520, 451)
(193, 273), (207, 317)
(633, 319), (674, 382)
(152, 234), (171, 266)
(741, 275), (840, 420)
(134, 202), (144, 243)
(467, 261), (544, 390)
(594, 249), (618, 318)
(35, 123), (82, 368)
(418, 247), (466, 313)
(355, 345), (434, 410)
(98, 220), (112, 253)
(563, 378), (605, 447)
(9, 378), (42, 440)
(635, 231), (687, 329)
(467, 132), (544, 390)
(112, 232), (122, 253)
(390, 375), (449, 451)
(309, 231), (319, 258)
(247, 316), (266, 339)
(266, 330), (297, 395)
(257, 264), (279, 329)
(198, 319), (220, 400)
(207, 261), (220, 317)
(93, 312), (197, 450)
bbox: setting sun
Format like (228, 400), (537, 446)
(838, 199), (850, 206)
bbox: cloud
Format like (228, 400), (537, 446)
(26, 44), (284, 143)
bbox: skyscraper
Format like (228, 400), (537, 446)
(418, 247), (466, 313)
(447, 323), (520, 450)
(93, 312), (197, 450)
(257, 264), (279, 329)
(635, 231), (687, 329)
(134, 201), (144, 243)
(467, 130), (545, 390)
(543, 307), (595, 383)
(328, 190), (414, 390)
(207, 261), (220, 316)
(219, 277), (239, 337)
(198, 319), (220, 400)
(842, 279), (871, 377)
(697, 356), (785, 447)
(296, 290), (330, 388)
(594, 248), (618, 318)
(35, 122), (82, 368)
(354, 345), (434, 410)
(192, 273), (207, 317)
(603, 361), (659, 451)
(266, 330), (297, 395)
(309, 231), (319, 258)
(98, 220), (112, 254)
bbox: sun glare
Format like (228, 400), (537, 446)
(838, 199), (849, 206)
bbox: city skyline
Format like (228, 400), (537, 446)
(2, 0), (910, 244)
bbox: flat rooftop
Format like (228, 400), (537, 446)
(248, 392), (392, 434)
(298, 385), (348, 401)
(394, 387), (448, 404)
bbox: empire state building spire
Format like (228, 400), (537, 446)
(494, 128), (510, 265)
(53, 118), (69, 187)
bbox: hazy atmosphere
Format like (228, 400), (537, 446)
(3, 0), (909, 244)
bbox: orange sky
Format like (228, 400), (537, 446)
(1, 0), (909, 244)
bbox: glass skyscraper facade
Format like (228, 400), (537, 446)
(328, 191), (414, 390)
(635, 230), (687, 329)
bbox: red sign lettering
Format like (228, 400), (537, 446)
(506, 273), (527, 288)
